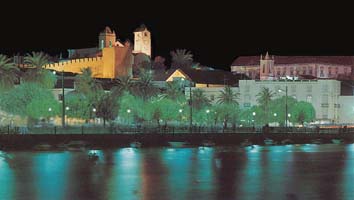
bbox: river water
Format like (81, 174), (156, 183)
(0, 144), (353, 200)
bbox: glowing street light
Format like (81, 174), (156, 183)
(93, 108), (97, 112)
(66, 106), (70, 111)
(206, 109), (210, 113)
(48, 107), (52, 112)
(127, 109), (131, 113)
(274, 113), (277, 117)
(179, 109), (183, 113)
(279, 85), (288, 128)
(252, 112), (256, 116)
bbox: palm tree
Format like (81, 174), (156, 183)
(217, 85), (239, 105)
(162, 81), (184, 101)
(75, 68), (102, 95)
(0, 54), (19, 90)
(217, 86), (239, 128)
(256, 87), (274, 124)
(111, 76), (133, 97)
(23, 51), (50, 83)
(192, 89), (210, 110)
(170, 49), (193, 69)
(133, 69), (158, 101)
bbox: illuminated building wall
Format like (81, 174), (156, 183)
(133, 24), (151, 57)
(231, 54), (353, 80)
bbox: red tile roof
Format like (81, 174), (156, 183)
(231, 56), (354, 66)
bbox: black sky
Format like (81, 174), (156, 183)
(1, 1), (353, 70)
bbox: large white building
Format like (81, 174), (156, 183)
(183, 75), (354, 124)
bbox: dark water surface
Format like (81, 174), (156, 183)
(0, 144), (353, 200)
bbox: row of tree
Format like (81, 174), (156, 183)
(0, 52), (316, 127)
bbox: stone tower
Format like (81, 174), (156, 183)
(99, 26), (116, 49)
(133, 24), (151, 57)
(260, 52), (275, 80)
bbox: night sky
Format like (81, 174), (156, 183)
(1, 1), (353, 70)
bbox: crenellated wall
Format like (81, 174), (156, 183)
(45, 57), (104, 76)
(44, 46), (133, 78)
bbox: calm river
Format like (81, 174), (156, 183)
(0, 144), (353, 200)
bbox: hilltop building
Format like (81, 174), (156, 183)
(231, 52), (353, 80)
(43, 25), (152, 79)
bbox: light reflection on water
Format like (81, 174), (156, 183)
(0, 144), (354, 200)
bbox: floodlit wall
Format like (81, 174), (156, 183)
(44, 46), (133, 79)
(238, 79), (341, 123)
(44, 57), (104, 77)
(338, 96), (354, 124)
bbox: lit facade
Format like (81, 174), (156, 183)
(44, 25), (152, 79)
(231, 52), (353, 80)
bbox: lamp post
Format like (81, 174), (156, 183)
(252, 112), (256, 127)
(279, 85), (288, 128)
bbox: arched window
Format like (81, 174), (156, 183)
(109, 41), (112, 47)
(100, 40), (104, 49)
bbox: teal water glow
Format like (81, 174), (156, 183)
(0, 144), (353, 200)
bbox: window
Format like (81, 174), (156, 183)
(302, 67), (306, 74)
(263, 64), (265, 73)
(290, 67), (294, 75)
(58, 94), (63, 101)
(307, 95), (312, 103)
(144, 32), (148, 37)
(109, 41), (112, 47)
(344, 67), (348, 75)
(328, 67), (332, 76)
(321, 85), (329, 93)
(320, 67), (324, 77)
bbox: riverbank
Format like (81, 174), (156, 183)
(1, 133), (354, 150)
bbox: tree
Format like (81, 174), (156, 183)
(170, 49), (193, 69)
(74, 68), (104, 122)
(152, 56), (166, 70)
(256, 87), (274, 124)
(133, 69), (158, 101)
(162, 81), (185, 101)
(292, 101), (316, 125)
(23, 52), (55, 88)
(111, 76), (134, 97)
(0, 54), (19, 91)
(217, 86), (239, 105)
(216, 86), (240, 128)
(65, 92), (91, 120)
(96, 93), (118, 127)
(192, 89), (210, 110)
(0, 83), (59, 125)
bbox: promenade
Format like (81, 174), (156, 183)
(0, 125), (354, 150)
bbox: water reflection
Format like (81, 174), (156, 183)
(0, 144), (354, 200)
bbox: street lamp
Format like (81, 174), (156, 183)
(278, 85), (288, 128)
(252, 112), (256, 127)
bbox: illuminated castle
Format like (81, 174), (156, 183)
(45, 25), (151, 79)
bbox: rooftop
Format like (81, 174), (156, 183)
(232, 55), (354, 66)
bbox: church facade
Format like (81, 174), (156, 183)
(45, 25), (151, 79)
(231, 52), (353, 80)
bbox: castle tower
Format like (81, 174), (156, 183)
(133, 24), (151, 57)
(260, 52), (275, 80)
(99, 26), (116, 49)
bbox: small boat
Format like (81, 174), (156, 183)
(88, 151), (99, 161)
(168, 142), (187, 148)
(331, 139), (344, 144)
(311, 138), (323, 145)
(130, 141), (142, 148)
(33, 143), (52, 151)
(281, 139), (294, 145)
(65, 141), (88, 151)
(201, 140), (215, 147)
(264, 138), (276, 145)
(240, 139), (253, 148)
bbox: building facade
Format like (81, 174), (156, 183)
(231, 52), (353, 80)
(44, 25), (152, 79)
